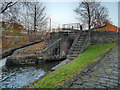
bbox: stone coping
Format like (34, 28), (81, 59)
(1, 40), (45, 59)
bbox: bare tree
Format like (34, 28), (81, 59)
(28, 2), (48, 32)
(1, 2), (22, 25)
(74, 0), (110, 29)
(1, 2), (48, 33)
(19, 2), (32, 34)
(0, 2), (17, 14)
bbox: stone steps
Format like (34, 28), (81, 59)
(74, 46), (82, 49)
(74, 44), (82, 47)
(79, 37), (85, 40)
(72, 51), (80, 54)
(73, 48), (81, 51)
(74, 44), (83, 47)
(70, 54), (79, 57)
(75, 41), (83, 43)
(77, 41), (84, 44)
(73, 49), (81, 51)
(77, 39), (85, 43)
(68, 31), (88, 60)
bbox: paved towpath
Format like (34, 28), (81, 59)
(62, 45), (119, 88)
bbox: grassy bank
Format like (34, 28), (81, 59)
(30, 43), (115, 88)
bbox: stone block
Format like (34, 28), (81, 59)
(75, 79), (83, 85)
(51, 59), (70, 71)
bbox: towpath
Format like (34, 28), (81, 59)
(62, 45), (119, 88)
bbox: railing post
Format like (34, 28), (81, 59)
(72, 26), (74, 29)
(80, 25), (82, 30)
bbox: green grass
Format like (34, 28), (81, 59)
(31, 43), (115, 88)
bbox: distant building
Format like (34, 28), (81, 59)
(96, 22), (120, 32)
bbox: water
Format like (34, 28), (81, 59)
(0, 41), (61, 88)
(2, 61), (61, 88)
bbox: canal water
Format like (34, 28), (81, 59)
(0, 42), (61, 88)
(1, 59), (61, 88)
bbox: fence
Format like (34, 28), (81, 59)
(62, 23), (82, 30)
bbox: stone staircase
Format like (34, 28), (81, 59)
(67, 31), (89, 60)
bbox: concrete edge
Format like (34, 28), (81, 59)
(51, 59), (70, 71)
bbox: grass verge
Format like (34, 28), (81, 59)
(30, 43), (115, 88)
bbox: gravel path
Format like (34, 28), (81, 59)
(62, 45), (119, 88)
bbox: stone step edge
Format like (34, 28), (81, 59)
(51, 59), (70, 71)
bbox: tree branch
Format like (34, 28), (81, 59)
(1, 2), (17, 13)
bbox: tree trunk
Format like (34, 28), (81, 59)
(34, 5), (37, 32)
(87, 3), (91, 29)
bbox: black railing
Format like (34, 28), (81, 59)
(62, 23), (82, 30)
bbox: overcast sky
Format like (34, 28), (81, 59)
(43, 1), (118, 28)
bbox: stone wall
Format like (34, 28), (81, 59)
(37, 32), (75, 61)
(6, 55), (38, 66)
(60, 38), (74, 56)
(90, 30), (118, 44)
(1, 40), (45, 59)
(50, 32), (76, 40)
(49, 32), (75, 56)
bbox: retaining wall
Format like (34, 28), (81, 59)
(90, 30), (118, 44)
